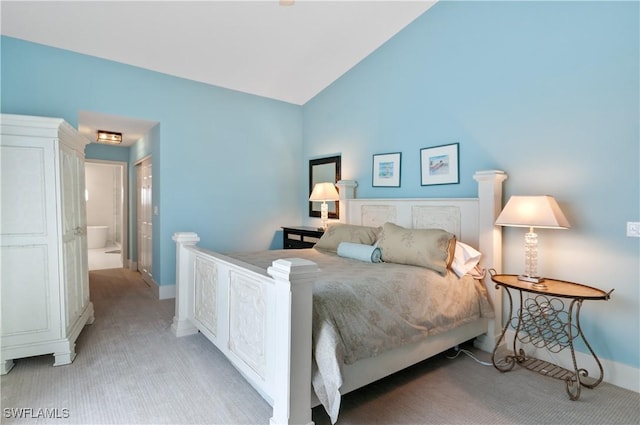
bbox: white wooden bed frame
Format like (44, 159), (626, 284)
(172, 170), (507, 425)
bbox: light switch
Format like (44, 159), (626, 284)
(627, 222), (640, 237)
(154, 206), (159, 216)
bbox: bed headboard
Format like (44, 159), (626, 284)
(336, 170), (508, 351)
(342, 198), (478, 247)
(336, 170), (506, 252)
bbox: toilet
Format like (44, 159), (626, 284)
(87, 225), (109, 249)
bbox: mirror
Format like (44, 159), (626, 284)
(309, 155), (341, 219)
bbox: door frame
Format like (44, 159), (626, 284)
(84, 159), (128, 268)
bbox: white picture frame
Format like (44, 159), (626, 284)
(420, 143), (459, 186)
(372, 152), (401, 187)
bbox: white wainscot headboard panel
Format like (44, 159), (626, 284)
(344, 198), (479, 249)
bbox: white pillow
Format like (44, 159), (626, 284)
(451, 241), (482, 278)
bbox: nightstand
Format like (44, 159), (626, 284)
(489, 271), (613, 400)
(281, 226), (324, 249)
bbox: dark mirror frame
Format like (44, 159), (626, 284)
(309, 155), (341, 219)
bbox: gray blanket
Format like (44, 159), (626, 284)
(227, 248), (494, 423)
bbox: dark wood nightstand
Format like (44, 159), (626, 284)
(489, 271), (613, 400)
(281, 226), (324, 249)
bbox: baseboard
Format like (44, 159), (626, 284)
(502, 329), (639, 394)
(155, 282), (176, 300)
(139, 274), (174, 300)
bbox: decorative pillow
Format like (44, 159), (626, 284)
(377, 222), (456, 276)
(337, 242), (382, 263)
(451, 241), (482, 278)
(314, 223), (380, 252)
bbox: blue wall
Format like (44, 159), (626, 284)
(85, 143), (130, 162)
(1, 36), (303, 286)
(302, 1), (639, 369)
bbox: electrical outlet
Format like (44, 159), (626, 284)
(627, 222), (640, 237)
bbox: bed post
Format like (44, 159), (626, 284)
(171, 232), (200, 337)
(473, 170), (507, 352)
(336, 180), (357, 223)
(268, 258), (320, 425)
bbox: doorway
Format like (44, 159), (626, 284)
(85, 160), (127, 271)
(136, 156), (153, 285)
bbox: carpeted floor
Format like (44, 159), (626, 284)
(2, 268), (638, 424)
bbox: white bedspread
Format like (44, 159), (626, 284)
(226, 248), (493, 423)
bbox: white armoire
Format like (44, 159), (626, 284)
(1, 114), (95, 374)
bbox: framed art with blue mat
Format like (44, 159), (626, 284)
(372, 152), (401, 187)
(420, 143), (459, 186)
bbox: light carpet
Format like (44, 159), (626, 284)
(1, 268), (638, 424)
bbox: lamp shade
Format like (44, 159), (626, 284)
(309, 182), (339, 202)
(495, 195), (570, 229)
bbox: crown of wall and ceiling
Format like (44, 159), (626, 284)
(1, 1), (435, 145)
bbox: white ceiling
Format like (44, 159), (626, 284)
(1, 0), (435, 144)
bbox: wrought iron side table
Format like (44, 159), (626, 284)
(489, 271), (613, 400)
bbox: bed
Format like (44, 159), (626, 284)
(172, 170), (507, 425)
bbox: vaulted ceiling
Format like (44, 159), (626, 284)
(1, 0), (435, 105)
(2, 1), (435, 144)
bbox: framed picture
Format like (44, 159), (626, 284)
(372, 152), (401, 187)
(420, 143), (459, 186)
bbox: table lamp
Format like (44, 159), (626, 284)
(495, 195), (570, 289)
(309, 182), (339, 230)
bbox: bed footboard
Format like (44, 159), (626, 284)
(172, 232), (318, 425)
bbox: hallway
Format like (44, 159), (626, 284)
(88, 244), (123, 271)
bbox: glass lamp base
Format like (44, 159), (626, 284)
(521, 230), (545, 289)
(320, 202), (329, 230)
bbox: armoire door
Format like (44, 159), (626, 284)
(59, 143), (89, 330)
(0, 138), (62, 345)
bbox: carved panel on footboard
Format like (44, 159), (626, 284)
(195, 257), (217, 337)
(228, 271), (266, 379)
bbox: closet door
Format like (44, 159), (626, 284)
(137, 157), (153, 284)
(59, 144), (88, 330)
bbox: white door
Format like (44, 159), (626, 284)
(137, 157), (153, 284)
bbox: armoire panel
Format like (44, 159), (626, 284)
(0, 145), (48, 236)
(0, 245), (53, 336)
